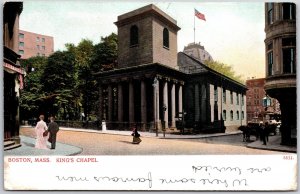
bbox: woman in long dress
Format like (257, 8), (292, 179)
(131, 124), (142, 144)
(35, 115), (49, 149)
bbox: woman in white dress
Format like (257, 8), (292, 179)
(35, 115), (49, 149)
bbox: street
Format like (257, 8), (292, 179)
(20, 127), (285, 155)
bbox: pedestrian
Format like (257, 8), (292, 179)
(260, 122), (267, 145)
(35, 114), (49, 149)
(264, 122), (269, 142)
(131, 124), (142, 144)
(48, 116), (59, 149)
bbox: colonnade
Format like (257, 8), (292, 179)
(99, 76), (183, 131)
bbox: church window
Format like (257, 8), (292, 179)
(163, 28), (169, 48)
(130, 25), (139, 46)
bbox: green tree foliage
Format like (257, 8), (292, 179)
(204, 60), (245, 84)
(65, 39), (95, 120)
(40, 51), (76, 118)
(19, 57), (47, 120)
(19, 34), (118, 122)
(91, 33), (118, 72)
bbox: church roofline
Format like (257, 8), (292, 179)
(179, 52), (247, 89)
(93, 62), (185, 77)
(114, 4), (180, 31)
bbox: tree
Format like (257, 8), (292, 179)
(91, 33), (118, 72)
(204, 60), (244, 84)
(90, 33), (118, 118)
(40, 51), (76, 118)
(66, 39), (95, 120)
(19, 57), (47, 120)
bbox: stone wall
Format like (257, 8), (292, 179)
(117, 17), (153, 68)
(152, 18), (178, 68)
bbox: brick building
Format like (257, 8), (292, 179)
(95, 4), (247, 133)
(18, 30), (54, 59)
(246, 78), (265, 122)
(264, 3), (296, 145)
(246, 78), (280, 123)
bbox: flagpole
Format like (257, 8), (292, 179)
(194, 11), (195, 44)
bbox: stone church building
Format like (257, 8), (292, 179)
(95, 4), (247, 132)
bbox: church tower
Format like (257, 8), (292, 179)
(115, 4), (180, 68)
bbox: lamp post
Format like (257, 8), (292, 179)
(152, 77), (158, 137)
(163, 104), (167, 138)
(262, 95), (271, 123)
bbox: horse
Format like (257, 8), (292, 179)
(238, 124), (260, 142)
(238, 125), (250, 142)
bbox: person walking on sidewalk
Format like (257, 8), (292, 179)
(35, 114), (49, 149)
(131, 124), (142, 144)
(48, 116), (59, 149)
(260, 122), (268, 145)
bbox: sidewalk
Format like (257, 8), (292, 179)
(4, 135), (82, 156)
(246, 135), (297, 153)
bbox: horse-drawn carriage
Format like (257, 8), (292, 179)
(238, 121), (278, 142)
(238, 122), (260, 142)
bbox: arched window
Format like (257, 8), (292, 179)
(163, 28), (169, 48)
(130, 25), (138, 46)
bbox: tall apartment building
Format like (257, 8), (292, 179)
(246, 78), (280, 123)
(264, 3), (296, 145)
(18, 30), (54, 59)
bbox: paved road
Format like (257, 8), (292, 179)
(20, 127), (285, 155)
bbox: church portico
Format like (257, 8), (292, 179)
(96, 64), (185, 132)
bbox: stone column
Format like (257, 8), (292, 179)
(13, 14), (20, 51)
(98, 85), (103, 121)
(171, 82), (176, 128)
(129, 81), (134, 125)
(201, 84), (207, 122)
(178, 84), (183, 113)
(107, 85), (113, 122)
(194, 84), (200, 122)
(141, 79), (147, 131)
(163, 80), (168, 129)
(153, 77), (160, 131)
(117, 83), (123, 123)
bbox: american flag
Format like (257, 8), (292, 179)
(195, 9), (206, 21)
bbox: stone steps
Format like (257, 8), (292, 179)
(4, 140), (21, 151)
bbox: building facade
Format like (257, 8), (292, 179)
(96, 4), (247, 133)
(96, 4), (183, 131)
(183, 42), (213, 63)
(264, 3), (296, 145)
(246, 78), (280, 123)
(18, 30), (54, 59)
(3, 2), (24, 149)
(178, 52), (247, 132)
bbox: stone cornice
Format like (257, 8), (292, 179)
(114, 4), (180, 32)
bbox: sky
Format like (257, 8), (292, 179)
(19, 0), (266, 79)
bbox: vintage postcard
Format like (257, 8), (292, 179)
(2, 0), (297, 191)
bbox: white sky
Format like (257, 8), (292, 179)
(20, 0), (267, 79)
